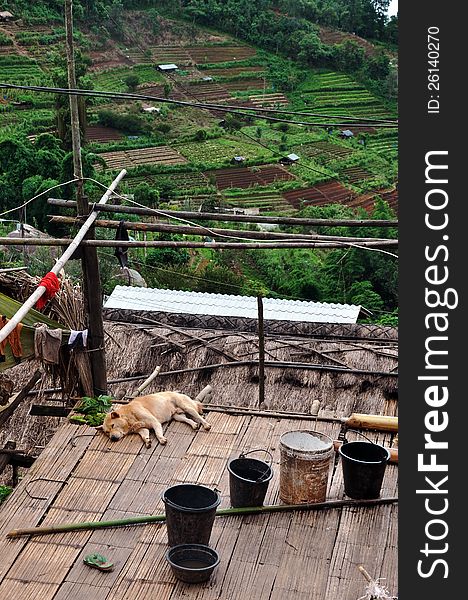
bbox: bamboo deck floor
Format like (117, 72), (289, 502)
(0, 410), (397, 600)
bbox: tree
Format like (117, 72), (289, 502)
(348, 280), (384, 313)
(124, 74), (140, 91)
(332, 40), (365, 72)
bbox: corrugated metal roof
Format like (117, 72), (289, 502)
(104, 286), (361, 323)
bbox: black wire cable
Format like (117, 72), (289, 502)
(0, 83), (397, 128)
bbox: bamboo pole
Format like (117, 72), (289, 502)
(344, 413), (398, 433)
(0, 170), (126, 345)
(48, 199), (399, 228)
(49, 215), (392, 244)
(0, 238), (398, 249)
(6, 497), (398, 538)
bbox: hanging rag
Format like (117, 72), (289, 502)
(115, 220), (129, 268)
(34, 324), (63, 364)
(0, 316), (22, 361)
(69, 329), (88, 350)
(0, 316), (23, 363)
(36, 272), (60, 310)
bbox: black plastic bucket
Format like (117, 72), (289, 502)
(338, 441), (390, 499)
(162, 484), (221, 547)
(166, 544), (220, 583)
(227, 450), (273, 508)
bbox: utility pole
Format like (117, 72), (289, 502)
(64, 0), (108, 395)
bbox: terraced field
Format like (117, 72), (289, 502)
(182, 81), (232, 102)
(366, 133), (398, 155)
(0, 55), (51, 85)
(91, 65), (164, 92)
(339, 166), (375, 183)
(294, 141), (354, 164)
(187, 45), (257, 64)
(125, 171), (212, 193)
(207, 165), (295, 190)
(128, 45), (257, 66)
(85, 125), (123, 144)
(318, 27), (376, 56)
(349, 187), (398, 214)
(247, 93), (289, 107)
(206, 66), (266, 77)
(283, 181), (356, 209)
(223, 189), (292, 212)
(301, 71), (362, 91)
(176, 139), (274, 164)
(97, 146), (188, 170)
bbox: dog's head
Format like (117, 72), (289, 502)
(100, 411), (130, 442)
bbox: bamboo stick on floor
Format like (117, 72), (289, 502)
(7, 497), (398, 539)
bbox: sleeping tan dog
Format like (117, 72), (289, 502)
(99, 391), (211, 448)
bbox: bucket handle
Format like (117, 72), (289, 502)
(236, 449), (273, 483)
(239, 448), (273, 469)
(343, 428), (378, 445)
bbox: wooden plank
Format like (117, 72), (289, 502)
(324, 505), (395, 599)
(54, 582), (111, 600)
(90, 509), (158, 549)
(5, 541), (79, 584)
(53, 477), (120, 513)
(71, 451), (136, 482)
(0, 579), (58, 600)
(109, 479), (166, 514)
(0, 423), (94, 581)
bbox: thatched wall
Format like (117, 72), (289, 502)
(103, 308), (398, 341)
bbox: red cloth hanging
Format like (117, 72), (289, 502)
(36, 272), (60, 310)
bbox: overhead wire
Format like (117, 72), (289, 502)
(0, 83), (397, 129)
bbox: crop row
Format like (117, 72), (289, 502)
(97, 146), (188, 170)
(127, 45), (257, 66)
(125, 171), (211, 192)
(91, 65), (164, 92)
(283, 181), (355, 209)
(207, 165), (294, 190)
(294, 141), (353, 164)
(339, 166), (374, 183)
(175, 139), (273, 164)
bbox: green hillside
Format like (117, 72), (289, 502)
(0, 0), (398, 324)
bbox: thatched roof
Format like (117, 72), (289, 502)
(103, 318), (398, 416)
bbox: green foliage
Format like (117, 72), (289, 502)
(75, 394), (114, 415)
(124, 74), (140, 91)
(98, 110), (150, 135)
(0, 32), (13, 46)
(0, 486), (13, 505)
(133, 182), (159, 207)
(348, 280), (384, 313)
(145, 234), (191, 267)
(332, 40), (366, 73)
(70, 394), (113, 427)
(195, 129), (208, 142)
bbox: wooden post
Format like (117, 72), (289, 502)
(0, 441), (15, 477)
(65, 0), (109, 395)
(257, 296), (265, 408)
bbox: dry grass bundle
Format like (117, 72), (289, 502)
(358, 566), (397, 600)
